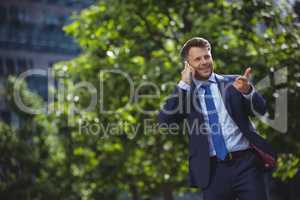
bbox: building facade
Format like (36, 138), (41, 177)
(0, 0), (93, 124)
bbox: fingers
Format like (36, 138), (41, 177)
(233, 78), (251, 93)
(184, 61), (191, 70)
(235, 67), (252, 82)
(235, 76), (248, 82)
(243, 67), (252, 79)
(234, 78), (246, 87)
(234, 67), (252, 94)
(184, 61), (195, 74)
(181, 61), (194, 85)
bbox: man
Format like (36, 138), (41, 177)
(158, 37), (277, 200)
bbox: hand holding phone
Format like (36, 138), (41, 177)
(181, 61), (195, 85)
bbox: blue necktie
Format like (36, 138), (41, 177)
(201, 84), (228, 160)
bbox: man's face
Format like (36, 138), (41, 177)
(186, 47), (214, 80)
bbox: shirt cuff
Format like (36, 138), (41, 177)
(178, 80), (191, 91)
(242, 85), (255, 100)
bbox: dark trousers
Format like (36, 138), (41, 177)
(202, 150), (268, 200)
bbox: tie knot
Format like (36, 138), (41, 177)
(201, 83), (210, 91)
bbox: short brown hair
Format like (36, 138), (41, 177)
(180, 37), (211, 61)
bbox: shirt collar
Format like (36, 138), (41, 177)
(193, 72), (217, 89)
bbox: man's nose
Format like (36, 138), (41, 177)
(200, 59), (207, 65)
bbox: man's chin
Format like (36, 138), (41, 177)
(195, 71), (212, 80)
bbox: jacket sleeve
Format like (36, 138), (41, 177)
(157, 86), (189, 125)
(227, 74), (267, 117)
(242, 86), (267, 116)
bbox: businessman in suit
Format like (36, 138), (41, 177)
(158, 37), (277, 200)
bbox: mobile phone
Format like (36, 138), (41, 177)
(184, 60), (193, 82)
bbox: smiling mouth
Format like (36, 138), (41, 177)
(198, 67), (210, 72)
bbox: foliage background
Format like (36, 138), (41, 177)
(1, 0), (300, 199)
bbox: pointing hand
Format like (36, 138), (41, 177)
(233, 67), (252, 94)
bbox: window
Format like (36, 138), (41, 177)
(9, 6), (18, 21)
(0, 6), (7, 23)
(0, 111), (11, 124)
(5, 58), (15, 75)
(0, 57), (34, 76)
(0, 57), (5, 76)
(28, 59), (34, 69)
(27, 75), (48, 100)
(17, 58), (27, 74)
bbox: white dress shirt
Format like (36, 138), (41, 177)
(178, 73), (253, 156)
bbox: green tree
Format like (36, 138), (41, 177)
(1, 0), (300, 199)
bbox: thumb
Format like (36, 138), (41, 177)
(243, 67), (252, 79)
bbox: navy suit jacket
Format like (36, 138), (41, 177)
(158, 74), (277, 189)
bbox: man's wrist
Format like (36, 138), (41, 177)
(178, 80), (191, 91)
(243, 85), (253, 94)
(242, 85), (255, 99)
